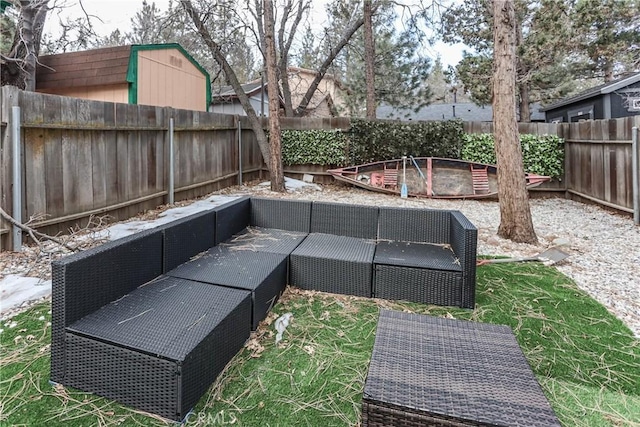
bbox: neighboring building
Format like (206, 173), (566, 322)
(209, 67), (345, 118)
(36, 44), (211, 112)
(286, 67), (345, 117)
(209, 81), (271, 116)
(540, 72), (640, 123)
(377, 102), (546, 122)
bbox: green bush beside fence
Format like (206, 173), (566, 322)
(280, 121), (564, 180)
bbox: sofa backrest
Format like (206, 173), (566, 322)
(160, 209), (216, 272)
(213, 196), (250, 244)
(378, 207), (451, 244)
(310, 201), (379, 239)
(250, 197), (311, 232)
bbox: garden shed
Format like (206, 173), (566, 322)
(36, 43), (211, 112)
(541, 72), (640, 123)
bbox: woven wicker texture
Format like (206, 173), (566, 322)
(213, 196), (250, 244)
(310, 201), (379, 239)
(363, 310), (561, 427)
(161, 209), (216, 272)
(64, 333), (179, 420)
(373, 265), (462, 307)
(290, 233), (375, 297)
(374, 241), (461, 272)
(378, 207), (450, 244)
(250, 197), (311, 232)
(450, 211), (478, 309)
(166, 246), (288, 329)
(68, 276), (251, 360)
(223, 226), (307, 255)
(51, 229), (163, 383)
(64, 279), (251, 421)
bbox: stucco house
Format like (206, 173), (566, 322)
(209, 67), (345, 118)
(286, 67), (345, 117)
(541, 72), (640, 123)
(36, 43), (211, 112)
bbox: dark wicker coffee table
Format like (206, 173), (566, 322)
(362, 310), (561, 427)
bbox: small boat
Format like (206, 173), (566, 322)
(327, 157), (551, 199)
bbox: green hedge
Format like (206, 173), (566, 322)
(347, 118), (465, 164)
(462, 133), (564, 179)
(278, 124), (564, 180)
(281, 129), (348, 166)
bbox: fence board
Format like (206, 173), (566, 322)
(91, 130), (107, 209)
(591, 145), (604, 200)
(44, 130), (64, 218)
(24, 129), (47, 217)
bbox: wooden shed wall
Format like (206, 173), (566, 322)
(137, 48), (207, 112)
(40, 84), (129, 104)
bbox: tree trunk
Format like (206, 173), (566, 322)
(363, 0), (376, 119)
(182, 0), (273, 171)
(264, 0), (285, 191)
(519, 84), (530, 122)
(1, 0), (48, 90)
(493, 0), (537, 244)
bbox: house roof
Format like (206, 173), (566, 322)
(540, 71), (640, 112)
(377, 102), (546, 122)
(377, 103), (493, 121)
(211, 82), (266, 100)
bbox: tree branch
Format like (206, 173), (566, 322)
(0, 207), (78, 252)
(294, 13), (364, 116)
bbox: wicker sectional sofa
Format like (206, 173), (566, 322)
(51, 196), (477, 421)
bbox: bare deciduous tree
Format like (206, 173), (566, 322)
(493, 0), (537, 243)
(181, 0), (284, 191)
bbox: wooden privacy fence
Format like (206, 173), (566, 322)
(0, 87), (352, 251)
(464, 118), (640, 216)
(1, 85), (638, 251)
(0, 87), (267, 251)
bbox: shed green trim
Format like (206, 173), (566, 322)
(126, 43), (212, 109)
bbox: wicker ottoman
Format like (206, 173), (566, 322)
(362, 310), (561, 427)
(65, 276), (251, 421)
(290, 233), (376, 297)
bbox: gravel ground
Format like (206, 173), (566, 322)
(1, 180), (638, 338)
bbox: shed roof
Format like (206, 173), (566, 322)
(37, 45), (132, 89)
(540, 72), (640, 112)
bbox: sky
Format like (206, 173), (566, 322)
(43, 0), (466, 68)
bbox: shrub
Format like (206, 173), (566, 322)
(281, 129), (348, 166)
(347, 119), (466, 164)
(462, 133), (564, 179)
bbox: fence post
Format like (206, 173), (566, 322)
(168, 117), (175, 205)
(11, 106), (22, 251)
(237, 115), (243, 186)
(632, 126), (639, 225)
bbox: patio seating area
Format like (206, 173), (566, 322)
(51, 196), (481, 421)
